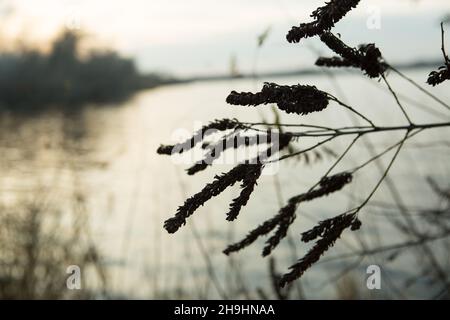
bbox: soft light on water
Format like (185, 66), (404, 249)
(1, 69), (449, 298)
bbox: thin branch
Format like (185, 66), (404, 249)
(350, 129), (422, 173)
(292, 134), (361, 202)
(272, 136), (336, 163)
(246, 122), (450, 139)
(389, 65), (450, 111)
(351, 66), (450, 119)
(355, 130), (409, 211)
(242, 122), (335, 131)
(328, 94), (376, 127)
(382, 74), (413, 125)
(441, 22), (450, 65)
(318, 231), (450, 264)
(322, 134), (361, 178)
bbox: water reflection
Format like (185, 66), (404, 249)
(1, 71), (450, 299)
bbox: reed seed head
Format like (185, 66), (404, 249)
(227, 82), (329, 115)
(316, 56), (354, 68)
(279, 213), (358, 287)
(262, 201), (298, 257)
(317, 33), (386, 78)
(157, 119), (242, 155)
(223, 209), (285, 255)
(226, 164), (263, 221)
(301, 212), (359, 243)
(427, 66), (450, 86)
(286, 0), (360, 43)
(224, 172), (352, 257)
(164, 163), (266, 233)
(164, 164), (249, 233)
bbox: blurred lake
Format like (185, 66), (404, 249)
(1, 69), (449, 299)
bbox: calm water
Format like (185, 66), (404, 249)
(1, 70), (449, 299)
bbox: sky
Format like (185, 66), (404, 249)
(1, 0), (449, 76)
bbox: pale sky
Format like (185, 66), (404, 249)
(1, 0), (449, 76)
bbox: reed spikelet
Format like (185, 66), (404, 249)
(186, 162), (210, 176)
(301, 212), (361, 243)
(286, 23), (323, 44)
(359, 44), (387, 78)
(261, 172), (353, 256)
(427, 22), (450, 86)
(157, 0), (450, 291)
(224, 172), (353, 256)
(164, 164), (249, 233)
(262, 201), (298, 257)
(186, 146), (223, 175)
(313, 172), (353, 198)
(311, 0), (360, 26)
(226, 82), (330, 115)
(350, 217), (362, 230)
(187, 132), (274, 175)
(157, 119), (242, 155)
(427, 67), (450, 86)
(227, 164), (263, 221)
(316, 56), (353, 68)
(285, 172), (353, 205)
(164, 162), (265, 233)
(317, 33), (386, 78)
(164, 129), (293, 233)
(319, 32), (357, 61)
(223, 208), (287, 255)
(279, 213), (358, 287)
(224, 133), (292, 221)
(286, 0), (360, 43)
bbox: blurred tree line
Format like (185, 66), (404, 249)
(0, 31), (176, 111)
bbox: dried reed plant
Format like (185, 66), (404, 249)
(427, 23), (450, 86)
(158, 0), (450, 289)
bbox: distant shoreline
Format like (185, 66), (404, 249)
(174, 60), (443, 84)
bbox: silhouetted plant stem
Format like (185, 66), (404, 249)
(274, 136), (336, 162)
(426, 23), (450, 86)
(157, 0), (450, 290)
(357, 67), (450, 119)
(350, 129), (423, 173)
(327, 94), (375, 127)
(279, 132), (408, 286)
(389, 66), (450, 111)
(286, 0), (361, 43)
(354, 131), (409, 211)
(173, 168), (229, 299)
(381, 74), (413, 125)
(253, 123), (449, 145)
(441, 23), (450, 65)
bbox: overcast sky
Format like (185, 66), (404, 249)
(1, 0), (449, 76)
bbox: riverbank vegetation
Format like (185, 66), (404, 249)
(0, 31), (177, 112)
